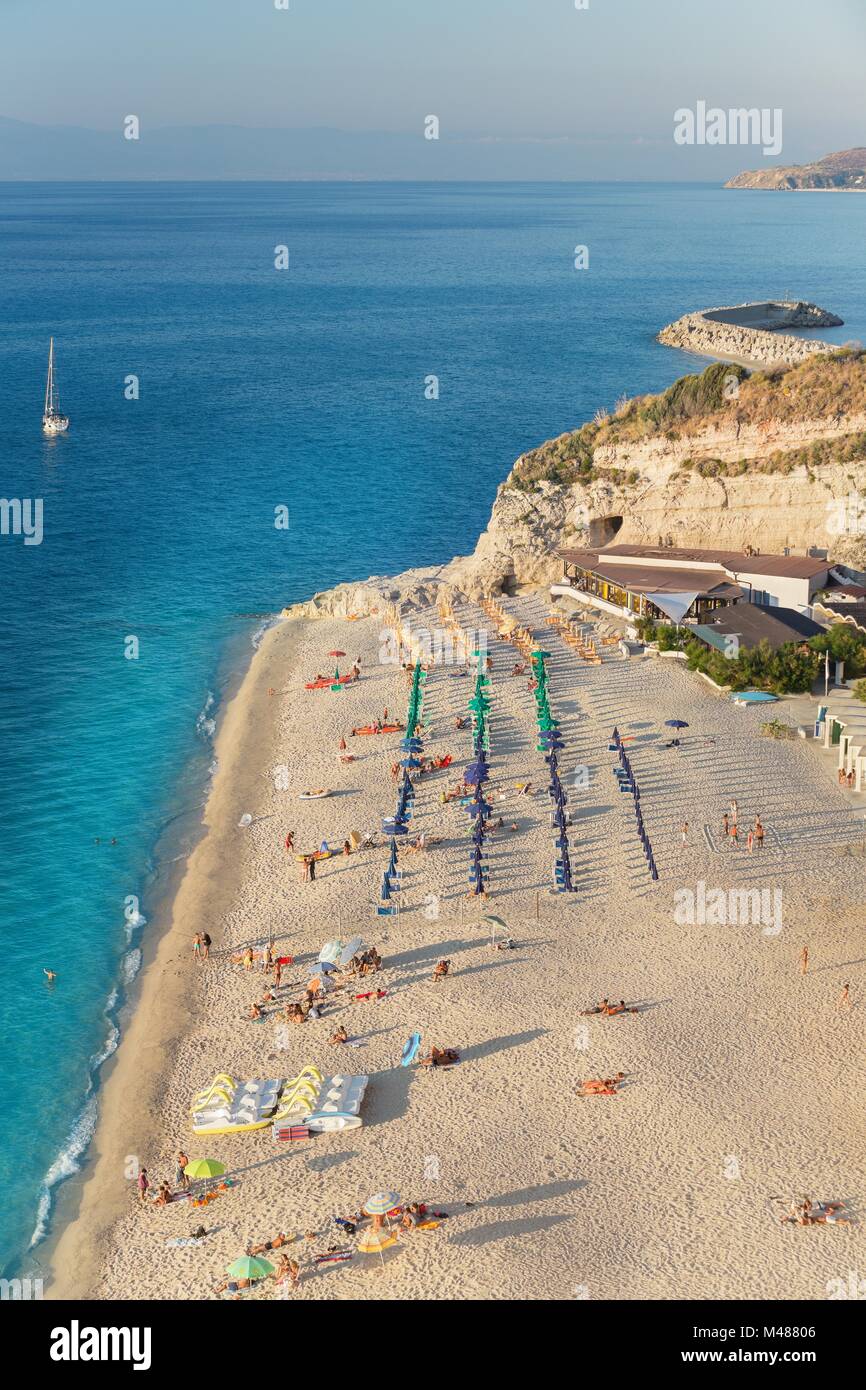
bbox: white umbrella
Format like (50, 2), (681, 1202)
(339, 936), (365, 966)
(318, 939), (343, 964)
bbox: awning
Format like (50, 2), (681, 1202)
(645, 591), (699, 624)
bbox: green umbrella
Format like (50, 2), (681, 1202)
(226, 1255), (274, 1281)
(184, 1158), (226, 1181)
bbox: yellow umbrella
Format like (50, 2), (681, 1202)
(357, 1229), (398, 1268)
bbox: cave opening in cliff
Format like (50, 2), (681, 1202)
(588, 515), (624, 547)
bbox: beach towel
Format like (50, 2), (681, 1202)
(401, 1032), (422, 1067)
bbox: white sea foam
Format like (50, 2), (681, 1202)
(28, 1095), (98, 1249)
(121, 948), (142, 986)
(251, 618), (277, 650)
(196, 691), (216, 742)
(28, 990), (127, 1251)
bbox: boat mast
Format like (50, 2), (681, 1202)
(45, 338), (55, 417)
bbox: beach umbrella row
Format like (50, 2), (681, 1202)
(379, 659), (429, 913)
(611, 727), (658, 880)
(530, 651), (576, 892)
(465, 653), (493, 895)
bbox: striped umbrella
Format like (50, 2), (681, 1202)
(364, 1190), (400, 1216)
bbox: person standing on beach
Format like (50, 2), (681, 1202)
(799, 946), (809, 975)
(192, 933), (202, 963)
(137, 1168), (150, 1203)
(285, 830), (295, 854)
(837, 982), (851, 1011)
(746, 828), (754, 854)
(201, 932), (211, 960)
(729, 798), (738, 822)
(722, 812), (729, 840)
(729, 821), (739, 849)
(176, 1151), (190, 1192)
(680, 821), (688, 846)
(754, 816), (764, 849)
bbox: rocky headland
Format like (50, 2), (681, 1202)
(287, 331), (866, 621)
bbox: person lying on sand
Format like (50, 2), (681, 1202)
(248, 1233), (291, 1254)
(602, 1000), (639, 1016)
(580, 998), (610, 1015)
(419, 1046), (460, 1068)
(213, 1278), (252, 1297)
(329, 1025), (348, 1045)
(577, 1072), (625, 1097)
(781, 1199), (851, 1226)
(432, 959), (451, 981)
(154, 1181), (174, 1206)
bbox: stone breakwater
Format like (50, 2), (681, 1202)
(658, 300), (844, 367)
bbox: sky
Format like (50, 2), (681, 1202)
(0, 0), (864, 179)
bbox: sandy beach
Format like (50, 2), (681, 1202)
(49, 595), (866, 1302)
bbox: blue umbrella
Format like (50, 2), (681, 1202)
(665, 719), (689, 729)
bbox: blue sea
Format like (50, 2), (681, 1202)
(1, 181), (865, 1278)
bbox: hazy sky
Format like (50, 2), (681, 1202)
(1, 0), (864, 177)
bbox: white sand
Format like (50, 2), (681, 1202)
(50, 597), (866, 1301)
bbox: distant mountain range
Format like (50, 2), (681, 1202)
(726, 147), (866, 190)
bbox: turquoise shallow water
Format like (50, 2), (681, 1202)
(1, 180), (864, 1277)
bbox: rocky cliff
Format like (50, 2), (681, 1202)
(286, 347), (866, 620)
(726, 148), (866, 191)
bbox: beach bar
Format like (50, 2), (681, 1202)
(553, 544), (832, 624)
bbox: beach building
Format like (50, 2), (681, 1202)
(818, 687), (866, 792)
(689, 605), (824, 654)
(552, 544), (831, 624)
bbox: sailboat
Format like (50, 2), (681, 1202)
(42, 338), (69, 434)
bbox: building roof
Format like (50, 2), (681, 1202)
(691, 605), (825, 653)
(559, 549), (741, 598)
(560, 543), (830, 580)
(817, 601), (866, 629)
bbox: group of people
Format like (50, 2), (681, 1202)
(136, 1150), (191, 1206)
(720, 801), (764, 851)
(780, 1198), (851, 1227)
(192, 932), (212, 962)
